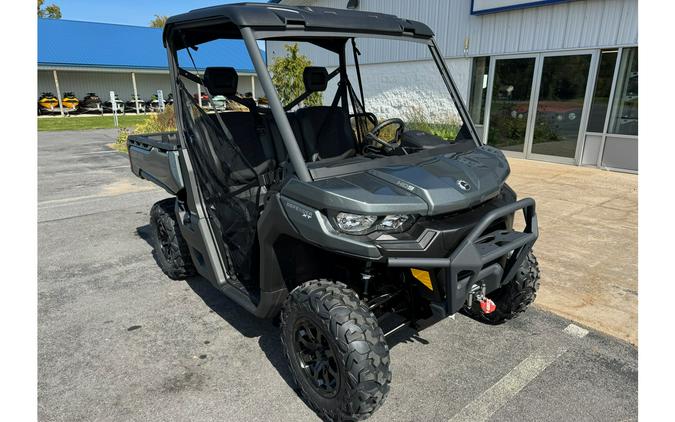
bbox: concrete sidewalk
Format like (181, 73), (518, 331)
(507, 158), (638, 345)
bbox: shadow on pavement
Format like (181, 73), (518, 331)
(135, 223), (434, 405)
(183, 276), (297, 389)
(135, 224), (299, 395)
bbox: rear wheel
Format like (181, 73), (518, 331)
(150, 198), (196, 280)
(281, 280), (391, 421)
(465, 251), (541, 324)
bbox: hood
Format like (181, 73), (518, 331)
(282, 145), (510, 216)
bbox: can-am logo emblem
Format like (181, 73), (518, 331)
(457, 179), (471, 191)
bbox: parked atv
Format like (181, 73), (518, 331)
(147, 94), (164, 112)
(127, 4), (540, 421)
(37, 92), (59, 115)
(61, 92), (79, 113)
(193, 91), (211, 109)
(102, 94), (125, 114)
(210, 94), (228, 111)
(79, 92), (103, 114)
(125, 95), (147, 113)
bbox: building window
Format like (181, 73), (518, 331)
(586, 50), (618, 133)
(608, 47), (638, 136)
(468, 57), (490, 125)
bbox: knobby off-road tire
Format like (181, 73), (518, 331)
(150, 198), (196, 280)
(465, 251), (541, 324)
(280, 280), (391, 421)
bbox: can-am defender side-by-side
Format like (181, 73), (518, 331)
(127, 4), (540, 420)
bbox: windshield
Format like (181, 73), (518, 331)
(172, 32), (476, 181)
(266, 37), (469, 141)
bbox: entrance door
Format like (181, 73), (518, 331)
(529, 53), (592, 161)
(484, 52), (595, 164)
(485, 57), (536, 155)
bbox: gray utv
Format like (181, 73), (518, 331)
(127, 3), (540, 420)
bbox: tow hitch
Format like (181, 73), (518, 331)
(468, 284), (497, 315)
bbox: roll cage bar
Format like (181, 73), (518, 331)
(165, 23), (480, 184)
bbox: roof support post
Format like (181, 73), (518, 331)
(52, 70), (64, 116)
(240, 27), (311, 182)
(197, 83), (203, 108)
(338, 47), (349, 113)
(428, 39), (481, 146)
(131, 72), (140, 114)
(250, 75), (256, 99)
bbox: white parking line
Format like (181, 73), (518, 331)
(38, 188), (155, 208)
(75, 150), (118, 156)
(448, 348), (566, 422)
(100, 165), (133, 169)
(563, 323), (589, 338)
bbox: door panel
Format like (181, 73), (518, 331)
(487, 58), (536, 153)
(530, 55), (592, 158)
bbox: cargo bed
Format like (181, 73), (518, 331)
(127, 132), (184, 195)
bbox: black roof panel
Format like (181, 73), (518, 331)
(164, 2), (434, 47)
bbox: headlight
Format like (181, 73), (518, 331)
(335, 213), (378, 234)
(378, 214), (410, 231)
(334, 213), (413, 235)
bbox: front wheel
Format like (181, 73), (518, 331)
(464, 251), (541, 324)
(281, 280), (391, 421)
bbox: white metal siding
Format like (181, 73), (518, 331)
(38, 70), (172, 101)
(279, 0), (638, 59)
(314, 58), (470, 123)
(38, 70), (263, 102)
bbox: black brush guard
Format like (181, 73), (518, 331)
(388, 198), (538, 315)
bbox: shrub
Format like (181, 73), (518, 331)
(115, 106), (176, 151)
(269, 43), (323, 107)
(404, 107), (460, 140)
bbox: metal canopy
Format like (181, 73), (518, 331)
(164, 2), (433, 48)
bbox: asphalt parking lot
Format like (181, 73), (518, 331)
(38, 129), (637, 422)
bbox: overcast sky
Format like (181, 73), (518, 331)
(52, 0), (267, 26)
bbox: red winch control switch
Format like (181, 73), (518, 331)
(479, 298), (497, 314)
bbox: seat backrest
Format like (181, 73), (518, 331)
(207, 112), (269, 168)
(262, 112), (307, 163)
(295, 67), (357, 161)
(203, 67), (238, 97)
(296, 106), (357, 161)
(203, 67), (274, 183)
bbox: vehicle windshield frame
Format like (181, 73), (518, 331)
(166, 26), (480, 182)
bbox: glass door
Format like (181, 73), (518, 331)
(528, 53), (593, 161)
(484, 51), (596, 164)
(485, 57), (537, 155)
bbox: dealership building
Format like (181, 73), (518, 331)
(273, 0), (638, 172)
(37, 18), (263, 114)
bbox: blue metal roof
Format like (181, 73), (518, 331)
(38, 18), (259, 73)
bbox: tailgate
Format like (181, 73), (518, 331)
(127, 132), (184, 195)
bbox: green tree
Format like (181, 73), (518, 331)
(269, 43), (323, 107)
(38, 0), (62, 19)
(149, 15), (168, 28)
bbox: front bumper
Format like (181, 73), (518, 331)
(387, 198), (538, 315)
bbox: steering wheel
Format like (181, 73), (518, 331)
(365, 118), (405, 152)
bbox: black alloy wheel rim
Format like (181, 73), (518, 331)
(293, 317), (341, 397)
